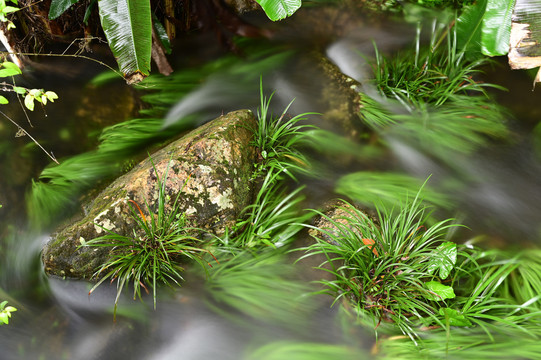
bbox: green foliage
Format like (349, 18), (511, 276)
(253, 79), (315, 177)
(98, 0), (152, 81)
(218, 167), (309, 250)
(378, 323), (541, 359)
(301, 189), (541, 342)
(426, 241), (457, 279)
(205, 251), (313, 325)
(301, 193), (460, 338)
(0, 60), (21, 77)
(359, 96), (509, 158)
(212, 83), (315, 250)
(0, 300), (17, 325)
(48, 0), (79, 20)
(438, 307), (472, 326)
(481, 0), (515, 56)
(255, 0), (302, 21)
(372, 19), (504, 107)
(457, 0), (515, 57)
(0, 0), (19, 29)
(0, 61), (58, 110)
(23, 89), (58, 111)
(335, 172), (450, 210)
(45, 0), (300, 80)
(245, 341), (364, 360)
(82, 159), (212, 319)
(363, 21), (510, 157)
(503, 250), (541, 309)
(423, 280), (455, 301)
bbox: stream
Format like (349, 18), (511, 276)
(1, 5), (541, 360)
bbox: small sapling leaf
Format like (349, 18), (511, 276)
(0, 95), (9, 104)
(439, 307), (472, 327)
(0, 68), (20, 77)
(24, 94), (34, 111)
(424, 281), (456, 301)
(3, 6), (19, 14)
(13, 86), (26, 95)
(427, 241), (457, 279)
(1, 61), (21, 73)
(45, 91), (58, 102)
(0, 312), (9, 324)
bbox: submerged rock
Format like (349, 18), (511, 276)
(42, 110), (257, 279)
(308, 200), (377, 245)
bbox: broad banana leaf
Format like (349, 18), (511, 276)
(255, 0), (301, 21)
(457, 0), (515, 57)
(482, 0), (515, 56)
(456, 0), (487, 58)
(98, 0), (152, 83)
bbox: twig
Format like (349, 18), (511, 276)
(0, 109), (58, 164)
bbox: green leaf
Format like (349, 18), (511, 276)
(255, 0), (301, 21)
(98, 0), (152, 81)
(0, 312), (9, 324)
(29, 89), (41, 97)
(439, 307), (473, 327)
(456, 0), (487, 58)
(13, 86), (26, 94)
(424, 281), (455, 301)
(0, 96), (8, 104)
(1, 61), (21, 74)
(2, 6), (19, 14)
(45, 91), (58, 102)
(84, 0), (97, 25)
(24, 94), (35, 111)
(152, 15), (171, 54)
(48, 0), (81, 20)
(427, 241), (457, 279)
(481, 0), (515, 56)
(0, 66), (21, 77)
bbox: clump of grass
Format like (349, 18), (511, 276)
(252, 79), (316, 178)
(82, 160), (213, 320)
(372, 18), (504, 109)
(210, 81), (315, 251)
(359, 18), (510, 157)
(301, 192), (460, 339)
(216, 167), (310, 250)
(301, 189), (541, 343)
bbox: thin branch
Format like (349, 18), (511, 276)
(0, 109), (58, 164)
(11, 77), (32, 127)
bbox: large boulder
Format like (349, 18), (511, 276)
(42, 109), (257, 279)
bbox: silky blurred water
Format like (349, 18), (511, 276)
(1, 5), (541, 360)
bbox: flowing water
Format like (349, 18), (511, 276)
(1, 5), (541, 360)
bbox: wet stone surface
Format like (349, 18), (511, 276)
(42, 110), (257, 279)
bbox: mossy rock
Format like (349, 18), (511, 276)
(42, 109), (257, 279)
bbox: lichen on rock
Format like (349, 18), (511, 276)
(42, 109), (257, 279)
